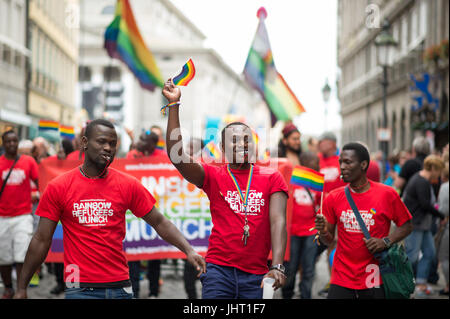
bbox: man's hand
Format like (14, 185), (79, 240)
(363, 238), (387, 254)
(13, 289), (27, 299)
(260, 269), (286, 291)
(314, 214), (328, 233)
(162, 78), (181, 103)
(186, 251), (206, 277)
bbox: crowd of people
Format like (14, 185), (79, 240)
(0, 82), (448, 300)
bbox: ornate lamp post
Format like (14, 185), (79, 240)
(375, 19), (397, 180)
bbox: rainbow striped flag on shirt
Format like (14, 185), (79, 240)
(39, 120), (59, 131)
(60, 125), (75, 140)
(104, 0), (164, 91)
(243, 7), (305, 126)
(291, 166), (325, 192)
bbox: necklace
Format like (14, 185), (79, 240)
(79, 164), (109, 179)
(349, 179), (369, 192)
(226, 164), (254, 246)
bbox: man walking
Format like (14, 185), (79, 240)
(162, 79), (288, 299)
(315, 142), (413, 299)
(14, 119), (205, 299)
(0, 130), (39, 299)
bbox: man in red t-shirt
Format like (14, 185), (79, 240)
(163, 79), (288, 299)
(0, 130), (39, 299)
(14, 119), (205, 299)
(315, 142), (412, 299)
(282, 152), (321, 299)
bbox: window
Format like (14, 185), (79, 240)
(101, 5), (115, 15)
(79, 66), (92, 82)
(419, 0), (427, 37)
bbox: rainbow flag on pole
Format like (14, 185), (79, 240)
(60, 125), (75, 140)
(104, 0), (164, 91)
(291, 166), (325, 192)
(244, 7), (305, 125)
(39, 120), (59, 131)
(173, 59), (196, 86)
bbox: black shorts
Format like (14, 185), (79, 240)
(328, 284), (385, 299)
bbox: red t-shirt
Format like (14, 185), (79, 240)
(0, 155), (39, 217)
(36, 167), (155, 284)
(367, 160), (381, 182)
(201, 163), (289, 274)
(66, 150), (84, 161)
(319, 153), (346, 195)
(126, 149), (166, 159)
(322, 180), (412, 289)
(291, 186), (321, 237)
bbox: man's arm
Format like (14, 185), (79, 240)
(315, 215), (336, 247)
(264, 191), (288, 290)
(162, 79), (205, 188)
(393, 176), (405, 192)
(364, 220), (413, 254)
(14, 217), (57, 298)
(141, 206), (206, 276)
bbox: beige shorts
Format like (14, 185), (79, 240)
(0, 214), (34, 265)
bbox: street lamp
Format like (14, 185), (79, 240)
(375, 19), (397, 181)
(322, 79), (331, 131)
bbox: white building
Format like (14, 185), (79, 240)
(79, 0), (269, 153)
(0, 0), (30, 139)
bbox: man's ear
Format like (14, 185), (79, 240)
(81, 136), (88, 150)
(361, 160), (369, 172)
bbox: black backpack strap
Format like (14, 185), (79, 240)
(344, 186), (371, 240)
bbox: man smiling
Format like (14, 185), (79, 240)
(162, 78), (288, 299)
(14, 119), (205, 299)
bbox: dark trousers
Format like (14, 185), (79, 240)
(128, 260), (161, 298)
(328, 284), (385, 299)
(282, 235), (318, 299)
(184, 260), (198, 299)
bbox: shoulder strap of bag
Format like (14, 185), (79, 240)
(344, 186), (371, 240)
(0, 155), (21, 198)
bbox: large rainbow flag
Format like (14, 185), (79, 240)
(244, 7), (305, 125)
(60, 125), (75, 140)
(104, 0), (164, 91)
(291, 166), (325, 192)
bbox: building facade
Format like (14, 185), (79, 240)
(0, 0), (30, 139)
(28, 0), (79, 140)
(338, 0), (449, 154)
(78, 0), (269, 154)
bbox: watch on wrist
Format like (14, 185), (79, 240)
(382, 237), (392, 249)
(269, 264), (286, 275)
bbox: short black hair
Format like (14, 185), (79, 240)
(2, 129), (16, 142)
(61, 138), (75, 156)
(84, 119), (115, 139)
(299, 151), (319, 167)
(220, 122), (251, 143)
(342, 142), (370, 171)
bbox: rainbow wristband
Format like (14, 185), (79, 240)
(160, 101), (180, 116)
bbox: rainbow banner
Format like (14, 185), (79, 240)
(60, 125), (75, 140)
(104, 0), (164, 91)
(243, 7), (305, 125)
(291, 165), (325, 192)
(205, 141), (221, 160)
(39, 120), (59, 131)
(173, 59), (196, 86)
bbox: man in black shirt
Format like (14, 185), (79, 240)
(395, 136), (430, 196)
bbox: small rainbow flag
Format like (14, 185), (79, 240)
(104, 0), (164, 91)
(291, 166), (325, 192)
(156, 139), (165, 150)
(205, 141), (221, 159)
(60, 125), (75, 140)
(370, 208), (377, 215)
(39, 120), (59, 131)
(173, 59), (196, 86)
